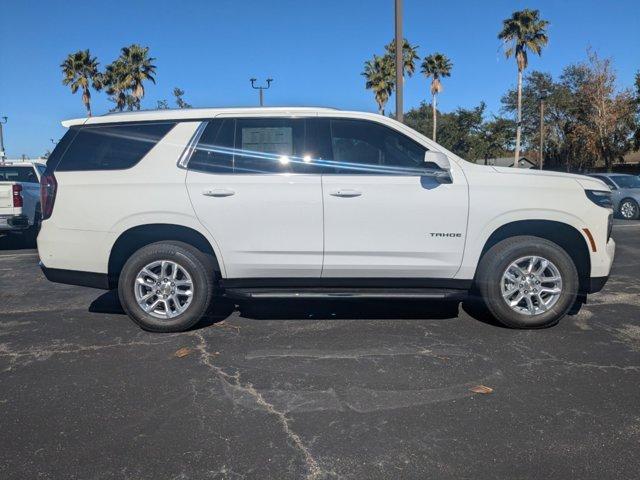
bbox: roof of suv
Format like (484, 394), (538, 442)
(61, 106), (341, 127)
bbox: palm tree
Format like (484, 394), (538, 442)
(362, 55), (395, 115)
(103, 59), (129, 112)
(119, 44), (157, 110)
(421, 53), (453, 142)
(498, 9), (549, 167)
(384, 38), (420, 78)
(61, 50), (102, 116)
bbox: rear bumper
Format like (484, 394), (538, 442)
(0, 214), (29, 231)
(39, 262), (110, 289)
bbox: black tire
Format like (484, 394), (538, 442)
(618, 198), (639, 220)
(118, 241), (216, 332)
(475, 236), (578, 329)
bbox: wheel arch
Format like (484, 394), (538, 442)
(478, 220), (591, 293)
(108, 224), (221, 289)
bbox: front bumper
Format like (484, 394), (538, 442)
(587, 276), (609, 294)
(0, 214), (29, 231)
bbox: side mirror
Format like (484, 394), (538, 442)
(424, 151), (451, 171)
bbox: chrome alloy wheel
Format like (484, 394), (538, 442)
(620, 200), (638, 219)
(501, 256), (562, 316)
(134, 260), (194, 319)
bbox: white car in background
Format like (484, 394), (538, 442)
(0, 161), (46, 236)
(37, 107), (615, 332)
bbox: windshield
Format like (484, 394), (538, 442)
(611, 175), (640, 189)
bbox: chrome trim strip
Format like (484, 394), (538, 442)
(177, 121), (208, 168)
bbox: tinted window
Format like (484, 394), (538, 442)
(0, 166), (39, 183)
(44, 127), (81, 172)
(189, 119), (235, 173)
(56, 122), (175, 171)
(235, 118), (304, 173)
(611, 175), (640, 189)
(328, 119), (427, 174)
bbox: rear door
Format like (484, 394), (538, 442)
(185, 116), (324, 279)
(318, 117), (469, 279)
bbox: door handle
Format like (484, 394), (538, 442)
(330, 189), (362, 198)
(202, 188), (235, 197)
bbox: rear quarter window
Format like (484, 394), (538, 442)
(55, 122), (176, 171)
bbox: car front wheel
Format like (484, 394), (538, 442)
(475, 236), (578, 329)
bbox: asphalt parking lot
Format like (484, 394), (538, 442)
(1, 221), (639, 480)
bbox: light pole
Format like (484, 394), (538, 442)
(0, 116), (7, 162)
(250, 78), (273, 107)
(394, 0), (403, 122)
(539, 94), (547, 170)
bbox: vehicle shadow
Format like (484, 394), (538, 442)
(0, 232), (37, 250)
(88, 291), (508, 329)
(88, 289), (237, 330)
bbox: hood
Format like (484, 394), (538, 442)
(491, 166), (610, 191)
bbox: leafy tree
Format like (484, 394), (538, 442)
(156, 99), (169, 110)
(498, 9), (549, 167)
(634, 71), (640, 150)
(404, 101), (505, 160)
(173, 87), (191, 108)
(567, 52), (635, 171)
(61, 50), (102, 117)
(476, 117), (515, 164)
(501, 70), (571, 168)
(420, 53), (453, 141)
(362, 55), (395, 115)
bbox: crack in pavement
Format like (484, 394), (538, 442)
(0, 339), (170, 372)
(191, 331), (324, 480)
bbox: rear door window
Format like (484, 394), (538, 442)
(234, 118), (304, 173)
(189, 119), (235, 173)
(55, 122), (176, 171)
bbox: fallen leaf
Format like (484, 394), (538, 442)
(470, 385), (493, 394)
(174, 347), (191, 358)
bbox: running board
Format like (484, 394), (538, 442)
(223, 288), (467, 300)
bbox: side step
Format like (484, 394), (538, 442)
(223, 287), (467, 300)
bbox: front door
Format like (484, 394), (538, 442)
(186, 117), (323, 278)
(319, 118), (469, 279)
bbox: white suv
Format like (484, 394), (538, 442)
(38, 107), (615, 332)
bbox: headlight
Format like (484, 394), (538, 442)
(585, 190), (613, 209)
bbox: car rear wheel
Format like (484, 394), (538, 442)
(118, 241), (216, 332)
(619, 198), (639, 220)
(475, 236), (578, 328)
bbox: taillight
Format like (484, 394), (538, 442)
(12, 184), (23, 207)
(40, 172), (58, 220)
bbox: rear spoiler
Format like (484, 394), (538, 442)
(61, 118), (88, 128)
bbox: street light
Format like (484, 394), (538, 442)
(250, 78), (274, 107)
(0, 116), (7, 161)
(394, 0), (403, 122)
(539, 94), (547, 170)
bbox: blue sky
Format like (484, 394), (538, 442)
(1, 0), (638, 157)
